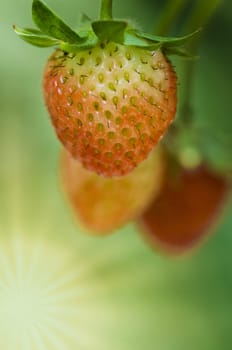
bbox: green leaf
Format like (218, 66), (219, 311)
(32, 0), (85, 43)
(133, 28), (202, 48)
(92, 20), (127, 43)
(13, 25), (59, 47)
(80, 12), (92, 25)
(61, 33), (99, 53)
(124, 30), (162, 50)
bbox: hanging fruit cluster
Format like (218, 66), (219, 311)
(15, 0), (230, 255)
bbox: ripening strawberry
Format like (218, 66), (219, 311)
(14, 0), (198, 177)
(44, 45), (176, 177)
(139, 165), (229, 255)
(60, 147), (164, 234)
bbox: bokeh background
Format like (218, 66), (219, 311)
(0, 0), (232, 349)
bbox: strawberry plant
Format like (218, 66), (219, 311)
(14, 0), (231, 251)
(14, 0), (198, 177)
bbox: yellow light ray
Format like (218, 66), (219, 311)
(0, 119), (170, 350)
(0, 234), (105, 350)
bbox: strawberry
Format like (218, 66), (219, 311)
(60, 147), (165, 234)
(14, 0), (198, 177)
(139, 164), (229, 255)
(44, 46), (176, 177)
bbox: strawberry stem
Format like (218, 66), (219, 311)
(100, 0), (113, 20)
(183, 0), (222, 35)
(179, 0), (222, 126)
(155, 0), (188, 35)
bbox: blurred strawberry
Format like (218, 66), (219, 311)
(139, 165), (229, 255)
(60, 147), (165, 234)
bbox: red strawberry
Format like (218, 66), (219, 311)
(14, 1), (197, 177)
(60, 147), (165, 234)
(139, 165), (229, 255)
(44, 46), (176, 177)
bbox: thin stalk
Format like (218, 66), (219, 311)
(179, 0), (222, 126)
(184, 0), (222, 34)
(178, 60), (195, 126)
(155, 0), (189, 35)
(100, 0), (113, 20)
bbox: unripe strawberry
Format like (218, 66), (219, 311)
(44, 45), (176, 177)
(60, 147), (164, 234)
(139, 165), (229, 255)
(14, 0), (198, 177)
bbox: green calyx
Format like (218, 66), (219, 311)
(14, 0), (200, 56)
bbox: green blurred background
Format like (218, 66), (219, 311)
(0, 0), (232, 349)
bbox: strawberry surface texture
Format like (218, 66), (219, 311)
(44, 44), (177, 177)
(61, 147), (164, 234)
